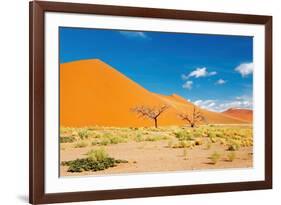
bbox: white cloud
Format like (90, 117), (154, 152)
(119, 31), (148, 39)
(182, 81), (193, 90)
(218, 100), (252, 111)
(235, 62), (254, 77)
(193, 95), (253, 112)
(194, 100), (217, 111)
(215, 79), (227, 85)
(235, 95), (249, 100)
(189, 67), (208, 78)
(182, 67), (217, 80)
(209, 71), (217, 76)
(181, 74), (189, 80)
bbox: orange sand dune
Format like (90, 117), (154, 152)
(60, 59), (246, 127)
(222, 108), (253, 123)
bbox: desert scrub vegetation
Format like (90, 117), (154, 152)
(227, 151), (236, 162)
(207, 132), (217, 142)
(227, 143), (240, 151)
(60, 136), (75, 143)
(174, 131), (193, 141)
(172, 129), (205, 148)
(78, 129), (89, 140)
(105, 134), (128, 144)
(135, 133), (143, 142)
(86, 148), (108, 161)
(91, 133), (128, 146)
(202, 126), (253, 149)
(144, 135), (169, 142)
(133, 132), (169, 142)
(61, 148), (128, 172)
(172, 140), (194, 149)
(60, 127), (76, 134)
(74, 141), (88, 148)
(227, 139), (241, 151)
(210, 151), (221, 164)
(61, 125), (253, 151)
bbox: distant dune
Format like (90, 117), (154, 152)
(222, 108), (253, 123)
(60, 59), (247, 127)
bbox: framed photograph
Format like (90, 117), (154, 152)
(29, 1), (272, 204)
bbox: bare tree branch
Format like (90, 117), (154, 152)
(131, 104), (169, 128)
(178, 106), (205, 128)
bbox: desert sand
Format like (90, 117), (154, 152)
(61, 141), (252, 176)
(60, 59), (247, 127)
(59, 59), (253, 177)
(222, 108), (253, 123)
(60, 125), (253, 176)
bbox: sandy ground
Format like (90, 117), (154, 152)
(60, 139), (252, 177)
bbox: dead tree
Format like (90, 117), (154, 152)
(178, 106), (205, 128)
(131, 105), (169, 128)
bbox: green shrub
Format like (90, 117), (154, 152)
(86, 148), (108, 161)
(227, 151), (236, 162)
(103, 133), (113, 138)
(110, 136), (124, 144)
(91, 135), (127, 146)
(99, 138), (110, 146)
(60, 136), (75, 143)
(115, 159), (129, 163)
(78, 129), (89, 140)
(215, 132), (224, 138)
(193, 130), (203, 138)
(91, 140), (98, 146)
(135, 134), (143, 142)
(207, 132), (216, 139)
(172, 140), (193, 148)
(210, 151), (221, 164)
(62, 157), (127, 172)
(61, 148), (128, 172)
(174, 131), (193, 141)
(144, 136), (157, 142)
(101, 133), (127, 145)
(74, 141), (88, 148)
(144, 135), (168, 142)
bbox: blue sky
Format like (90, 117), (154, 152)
(60, 27), (253, 112)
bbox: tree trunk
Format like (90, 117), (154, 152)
(191, 123), (194, 128)
(154, 118), (158, 128)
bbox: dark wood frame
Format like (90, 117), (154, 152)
(29, 1), (272, 204)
